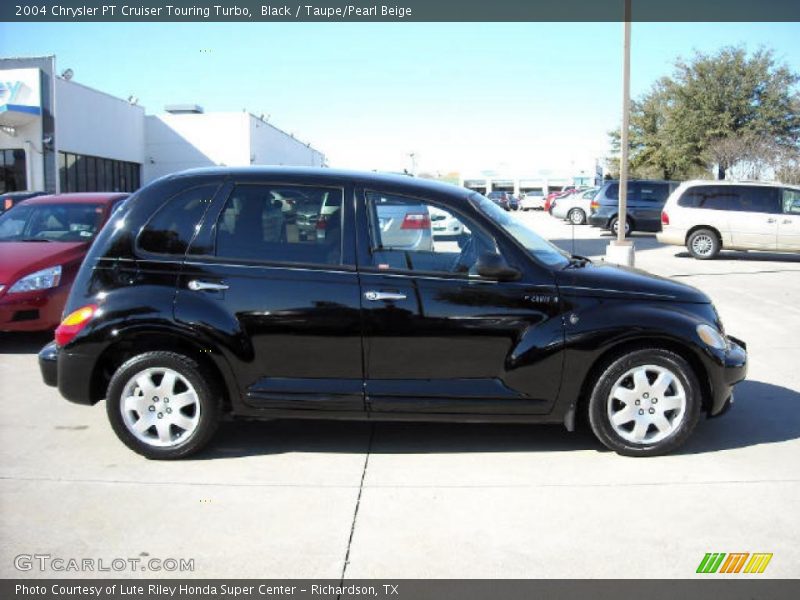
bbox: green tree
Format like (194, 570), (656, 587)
(608, 46), (800, 180)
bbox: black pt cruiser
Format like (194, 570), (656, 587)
(39, 168), (747, 459)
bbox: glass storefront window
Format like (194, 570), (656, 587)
(0, 149), (28, 193)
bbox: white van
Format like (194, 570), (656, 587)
(657, 181), (800, 259)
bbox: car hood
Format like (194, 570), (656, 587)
(0, 241), (88, 288)
(556, 261), (709, 303)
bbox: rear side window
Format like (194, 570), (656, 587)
(678, 185), (781, 213)
(138, 184), (218, 254)
(604, 183), (619, 200)
(638, 183), (669, 203)
(214, 184), (343, 266)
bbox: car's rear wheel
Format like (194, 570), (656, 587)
(568, 208), (586, 225)
(610, 216), (631, 236)
(687, 228), (720, 260)
(587, 348), (701, 456)
(106, 352), (221, 459)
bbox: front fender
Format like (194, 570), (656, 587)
(554, 297), (720, 419)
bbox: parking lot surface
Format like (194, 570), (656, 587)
(1, 210), (798, 579)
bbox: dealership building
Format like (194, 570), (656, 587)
(460, 164), (604, 197)
(0, 56), (326, 195)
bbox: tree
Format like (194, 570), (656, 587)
(607, 46), (800, 181)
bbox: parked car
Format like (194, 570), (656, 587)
(39, 167), (746, 459)
(547, 190), (572, 214)
(519, 191), (545, 211)
(507, 194), (520, 211)
(552, 187), (599, 225)
(0, 192), (128, 332)
(589, 180), (680, 235)
(487, 191), (512, 211)
(657, 181), (800, 259)
(0, 191), (47, 215)
(543, 190), (563, 212)
(429, 205), (465, 238)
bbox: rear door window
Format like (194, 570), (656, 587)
(638, 183), (670, 203)
(214, 184), (344, 266)
(678, 185), (780, 213)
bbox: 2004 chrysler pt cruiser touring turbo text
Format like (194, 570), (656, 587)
(38, 168), (747, 459)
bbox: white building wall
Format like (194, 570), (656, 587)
(55, 78), (145, 164)
(248, 115), (325, 168)
(144, 112), (251, 182)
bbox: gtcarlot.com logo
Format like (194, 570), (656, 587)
(14, 554), (194, 573)
(697, 552), (773, 574)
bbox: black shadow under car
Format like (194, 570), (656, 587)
(39, 167), (747, 459)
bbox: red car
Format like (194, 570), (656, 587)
(0, 193), (128, 332)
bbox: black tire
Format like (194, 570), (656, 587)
(587, 348), (702, 457)
(568, 208), (586, 225)
(106, 351), (221, 459)
(610, 216), (631, 236)
(687, 228), (721, 260)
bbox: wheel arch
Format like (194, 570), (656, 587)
(90, 326), (236, 413)
(685, 224), (722, 247)
(573, 336), (713, 426)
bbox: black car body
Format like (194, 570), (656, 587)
(39, 168), (746, 459)
(589, 180), (680, 234)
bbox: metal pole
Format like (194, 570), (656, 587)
(617, 0), (631, 243)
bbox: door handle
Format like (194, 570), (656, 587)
(364, 290), (407, 302)
(767, 218), (777, 224)
(188, 280), (229, 292)
(783, 219), (792, 224)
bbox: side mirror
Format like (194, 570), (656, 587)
(475, 252), (521, 281)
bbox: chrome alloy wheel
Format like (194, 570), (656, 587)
(120, 367), (200, 447)
(607, 364), (686, 445)
(691, 234), (714, 257)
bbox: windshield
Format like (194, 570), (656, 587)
(0, 203), (105, 242)
(471, 193), (570, 267)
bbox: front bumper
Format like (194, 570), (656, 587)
(0, 285), (69, 332)
(707, 335), (748, 416)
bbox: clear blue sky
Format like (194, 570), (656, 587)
(1, 22), (798, 175)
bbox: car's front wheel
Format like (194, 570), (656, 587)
(568, 208), (586, 225)
(587, 348), (701, 456)
(106, 352), (221, 459)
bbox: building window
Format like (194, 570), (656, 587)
(58, 151), (141, 193)
(0, 149), (28, 193)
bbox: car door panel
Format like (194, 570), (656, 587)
(360, 271), (564, 414)
(355, 188), (565, 416)
(175, 180), (365, 414)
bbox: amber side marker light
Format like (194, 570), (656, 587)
(55, 304), (99, 347)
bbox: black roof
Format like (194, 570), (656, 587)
(165, 166), (471, 198)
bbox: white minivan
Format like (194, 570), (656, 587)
(658, 181), (800, 259)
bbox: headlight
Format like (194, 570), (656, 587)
(697, 323), (727, 350)
(8, 266), (62, 294)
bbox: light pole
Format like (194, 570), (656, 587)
(606, 0), (635, 266)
